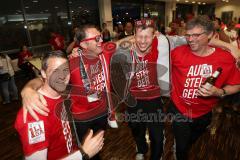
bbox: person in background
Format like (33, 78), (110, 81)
(18, 45), (35, 80)
(167, 21), (179, 36)
(224, 20), (238, 47)
(0, 53), (18, 104)
(66, 27), (80, 54)
(49, 31), (65, 51)
(15, 50), (104, 160)
(237, 30), (240, 49)
(111, 26), (119, 41)
(117, 23), (124, 34)
(212, 18), (230, 43)
(102, 23), (111, 42)
(177, 20), (186, 36)
(119, 22), (134, 39)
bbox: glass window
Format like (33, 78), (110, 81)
(176, 4), (193, 21)
(70, 0), (100, 27)
(23, 0), (69, 46)
(0, 0), (28, 51)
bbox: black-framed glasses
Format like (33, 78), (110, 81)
(185, 32), (206, 39)
(80, 35), (102, 43)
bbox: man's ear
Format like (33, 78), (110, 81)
(41, 70), (47, 79)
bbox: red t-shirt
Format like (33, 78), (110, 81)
(15, 96), (76, 160)
(129, 37), (160, 100)
(49, 33), (65, 50)
(69, 54), (108, 120)
(171, 45), (240, 118)
(18, 50), (32, 66)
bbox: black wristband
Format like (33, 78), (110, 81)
(220, 88), (227, 98)
(79, 147), (90, 160)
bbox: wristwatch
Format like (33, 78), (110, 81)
(220, 88), (227, 98)
(79, 147), (90, 160)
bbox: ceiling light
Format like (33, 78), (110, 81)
(32, 0), (38, 2)
(54, 6), (58, 9)
(25, 6), (29, 8)
(176, 0), (180, 2)
(185, 0), (189, 2)
(202, 2), (206, 5)
(126, 12), (128, 15)
(198, 2), (201, 4)
(192, 1), (196, 3)
(225, 0), (229, 2)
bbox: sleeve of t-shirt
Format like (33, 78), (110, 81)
(225, 61), (240, 85)
(15, 109), (50, 157)
(167, 35), (187, 50)
(157, 35), (171, 96)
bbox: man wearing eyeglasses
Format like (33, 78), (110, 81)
(111, 17), (240, 160)
(168, 15), (240, 160)
(20, 24), (118, 160)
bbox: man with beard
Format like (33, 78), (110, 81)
(15, 50), (104, 160)
(168, 15), (240, 160)
(20, 25), (117, 160)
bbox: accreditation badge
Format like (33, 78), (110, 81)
(28, 121), (45, 144)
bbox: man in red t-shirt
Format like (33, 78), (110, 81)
(49, 32), (65, 51)
(19, 25), (117, 160)
(168, 16), (240, 160)
(123, 20), (164, 160)
(15, 51), (104, 160)
(111, 19), (184, 160)
(18, 45), (35, 79)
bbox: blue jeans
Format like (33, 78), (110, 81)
(0, 76), (18, 103)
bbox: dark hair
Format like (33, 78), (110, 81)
(20, 45), (28, 52)
(75, 24), (97, 43)
(186, 15), (214, 34)
(124, 21), (133, 27)
(41, 50), (68, 71)
(215, 17), (222, 26)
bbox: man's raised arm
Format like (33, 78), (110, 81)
(209, 37), (240, 59)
